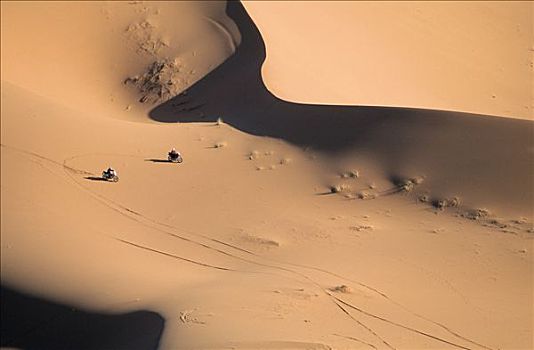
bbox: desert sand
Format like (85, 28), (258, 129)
(1, 1), (532, 349)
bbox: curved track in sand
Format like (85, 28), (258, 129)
(1, 143), (497, 350)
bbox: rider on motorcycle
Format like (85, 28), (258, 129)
(105, 167), (117, 178)
(168, 148), (182, 162)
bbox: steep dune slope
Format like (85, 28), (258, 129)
(151, 1), (533, 217)
(1, 1), (239, 121)
(244, 1), (533, 120)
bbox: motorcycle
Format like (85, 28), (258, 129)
(102, 170), (119, 182)
(168, 152), (183, 163)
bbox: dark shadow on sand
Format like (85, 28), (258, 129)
(144, 158), (172, 163)
(84, 176), (108, 182)
(149, 1), (532, 206)
(149, 1), (532, 151)
(316, 191), (335, 196)
(1, 285), (165, 350)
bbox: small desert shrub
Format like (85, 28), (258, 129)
(124, 59), (181, 104)
(397, 176), (424, 193)
(463, 208), (490, 220)
(244, 234), (280, 247)
(400, 181), (415, 192)
(330, 285), (353, 293)
(215, 117), (224, 126)
(435, 199), (448, 210)
(248, 150), (259, 160)
(410, 176), (425, 185)
(486, 219), (508, 229)
(348, 170), (359, 178)
(357, 191), (376, 200)
(418, 194), (430, 203)
(331, 183), (350, 193)
(214, 141), (227, 148)
(341, 170), (359, 179)
(433, 196), (460, 210)
(350, 225), (373, 232)
(447, 197), (461, 208)
(279, 157), (292, 165)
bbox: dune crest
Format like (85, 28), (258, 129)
(1, 1), (240, 121)
(244, 1), (533, 120)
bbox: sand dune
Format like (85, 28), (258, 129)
(244, 1), (533, 120)
(1, 1), (239, 121)
(1, 1), (532, 349)
(152, 1), (533, 217)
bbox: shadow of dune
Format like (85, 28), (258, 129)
(150, 1), (532, 148)
(1, 285), (165, 350)
(150, 1), (533, 207)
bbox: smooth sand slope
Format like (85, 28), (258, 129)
(1, 1), (533, 349)
(245, 1), (533, 120)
